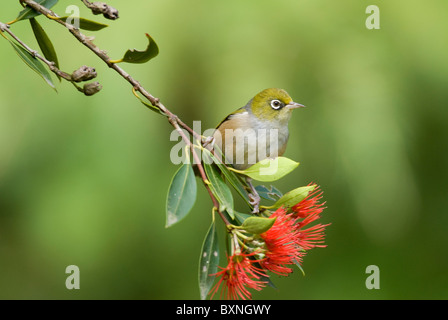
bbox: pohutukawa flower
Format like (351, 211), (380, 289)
(210, 183), (329, 300)
(259, 208), (302, 276)
(210, 252), (267, 300)
(292, 183), (325, 219)
(292, 184), (329, 251)
(295, 221), (328, 251)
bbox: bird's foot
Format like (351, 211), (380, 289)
(249, 192), (261, 214)
(202, 136), (214, 148)
(246, 177), (261, 214)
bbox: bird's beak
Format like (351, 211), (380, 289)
(286, 101), (306, 109)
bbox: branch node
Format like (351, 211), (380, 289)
(169, 114), (179, 124)
(71, 65), (97, 82)
(0, 22), (10, 31)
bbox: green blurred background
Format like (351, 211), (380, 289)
(1, 0), (447, 299)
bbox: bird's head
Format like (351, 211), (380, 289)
(249, 88), (305, 125)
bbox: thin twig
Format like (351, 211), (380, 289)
(0, 21), (71, 81)
(11, 0), (238, 226)
(18, 0), (228, 222)
(20, 0), (195, 133)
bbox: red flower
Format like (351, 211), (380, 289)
(259, 208), (302, 276)
(292, 183), (325, 219)
(292, 184), (329, 251)
(210, 252), (267, 300)
(295, 222), (328, 251)
(210, 183), (329, 300)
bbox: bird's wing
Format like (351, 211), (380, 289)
(214, 107), (247, 129)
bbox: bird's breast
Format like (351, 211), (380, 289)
(212, 113), (289, 170)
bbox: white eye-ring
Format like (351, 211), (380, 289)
(270, 99), (282, 110)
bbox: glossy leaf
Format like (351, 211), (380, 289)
(294, 259), (306, 276)
(29, 18), (60, 80)
(15, 0), (59, 22)
(203, 148), (250, 205)
(112, 33), (159, 64)
(166, 163), (197, 227)
(198, 221), (219, 300)
(269, 185), (316, 209)
(233, 211), (252, 224)
(7, 39), (56, 90)
(249, 258), (277, 289)
(255, 185), (283, 201)
(241, 216), (276, 234)
(57, 16), (109, 31)
(232, 157), (300, 182)
(203, 155), (234, 219)
(261, 273), (278, 289)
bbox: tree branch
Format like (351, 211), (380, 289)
(0, 21), (70, 81)
(17, 0), (233, 225)
(0, 21), (103, 95)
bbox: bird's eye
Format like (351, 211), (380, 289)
(270, 99), (282, 110)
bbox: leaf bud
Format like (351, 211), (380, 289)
(241, 216), (277, 234)
(89, 2), (108, 15)
(90, 2), (119, 20)
(83, 81), (102, 96)
(71, 65), (97, 82)
(102, 6), (119, 20)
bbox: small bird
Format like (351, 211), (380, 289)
(211, 88), (305, 170)
(209, 88), (305, 212)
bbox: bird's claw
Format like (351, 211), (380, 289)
(246, 177), (261, 214)
(249, 193), (261, 214)
(202, 136), (215, 148)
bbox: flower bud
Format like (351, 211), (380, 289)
(103, 6), (119, 20)
(71, 66), (97, 82)
(90, 2), (108, 15)
(241, 216), (276, 234)
(83, 81), (102, 96)
(90, 2), (119, 20)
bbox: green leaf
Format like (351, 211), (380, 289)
(232, 157), (300, 182)
(294, 259), (306, 276)
(14, 0), (59, 22)
(29, 18), (60, 80)
(255, 185), (283, 201)
(241, 216), (276, 234)
(269, 185), (316, 209)
(203, 156), (234, 219)
(234, 211), (252, 224)
(165, 163), (197, 227)
(56, 16), (109, 31)
(7, 38), (56, 91)
(198, 221), (219, 300)
(248, 258), (277, 289)
(112, 33), (159, 64)
(259, 270), (278, 289)
(203, 148), (251, 205)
